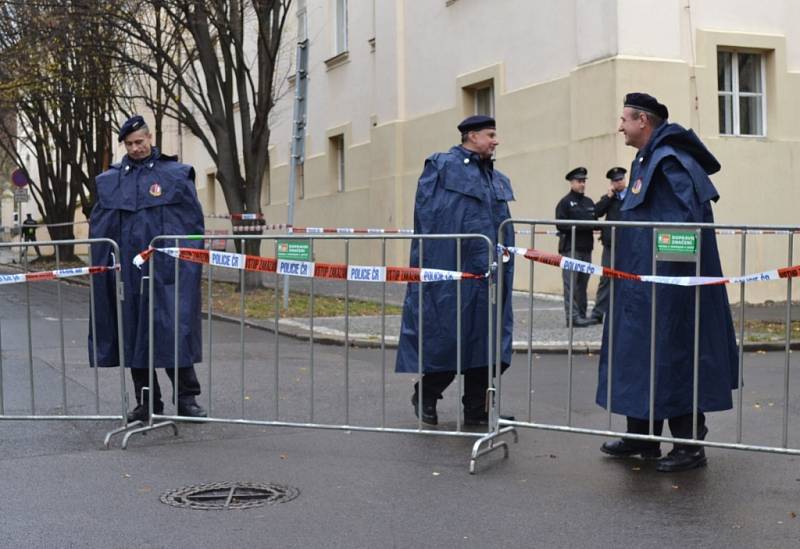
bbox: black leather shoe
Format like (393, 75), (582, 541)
(568, 317), (595, 328)
(589, 313), (604, 324)
(126, 403), (163, 423)
(656, 447), (707, 472)
(463, 413), (515, 426)
(177, 401), (207, 418)
(411, 394), (438, 425)
(600, 439), (662, 459)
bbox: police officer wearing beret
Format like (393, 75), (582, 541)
(597, 93), (739, 472)
(395, 115), (515, 426)
(588, 167), (627, 323)
(555, 167), (596, 328)
(89, 115), (207, 422)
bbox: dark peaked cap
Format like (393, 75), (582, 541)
(624, 92), (669, 120)
(606, 167), (627, 180)
(565, 166), (588, 181)
(118, 115), (147, 142)
(457, 115), (496, 134)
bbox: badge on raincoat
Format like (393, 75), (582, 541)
(149, 183), (162, 197)
(631, 178), (642, 194)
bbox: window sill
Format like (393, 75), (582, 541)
(324, 51), (350, 71)
(718, 133), (767, 140)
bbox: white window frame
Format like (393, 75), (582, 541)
(330, 134), (345, 192)
(718, 50), (767, 137)
(335, 0), (348, 55)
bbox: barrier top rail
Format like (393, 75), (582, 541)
(503, 218), (800, 232)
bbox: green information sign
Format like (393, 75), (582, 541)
(277, 239), (312, 261)
(655, 230), (697, 262)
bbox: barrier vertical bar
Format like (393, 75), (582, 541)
(310, 238), (316, 422)
(380, 238), (387, 428)
(649, 228), (657, 436)
(417, 238), (423, 430)
(494, 230), (503, 423)
(607, 225), (616, 430)
(88, 244), (100, 413)
(526, 226), (536, 423)
(25, 249), (35, 414)
(692, 229), (702, 439)
(148, 246), (155, 424)
(0, 319), (4, 414)
(239, 238), (246, 419)
(174, 238), (180, 412)
(206, 255), (214, 416)
(567, 226), (576, 426)
(114, 244), (126, 424)
(783, 234), (793, 448)
(273, 239), (280, 420)
(456, 237), (462, 432)
(344, 239), (351, 425)
(55, 245), (67, 412)
(488, 233), (495, 429)
(737, 232), (746, 442)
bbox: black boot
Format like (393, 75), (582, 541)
(177, 397), (207, 418)
(411, 393), (438, 425)
(127, 401), (164, 422)
(601, 439), (661, 459)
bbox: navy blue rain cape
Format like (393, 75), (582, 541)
(395, 146), (515, 374)
(88, 147), (204, 369)
(596, 123), (739, 419)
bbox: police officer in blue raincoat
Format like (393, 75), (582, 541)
(89, 115), (206, 422)
(395, 115), (515, 426)
(597, 94), (738, 472)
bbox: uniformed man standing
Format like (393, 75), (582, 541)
(596, 93), (738, 472)
(588, 167), (627, 323)
(21, 213), (42, 259)
(89, 115), (207, 422)
(395, 115), (515, 426)
(555, 167), (596, 328)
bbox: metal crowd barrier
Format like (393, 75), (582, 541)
(481, 218), (800, 467)
(117, 234), (517, 470)
(0, 238), (128, 442)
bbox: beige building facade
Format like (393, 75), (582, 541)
(251, 0), (800, 302)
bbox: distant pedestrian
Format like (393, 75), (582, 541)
(89, 114), (207, 422)
(21, 213), (41, 259)
(588, 167), (627, 323)
(597, 93), (739, 472)
(395, 115), (515, 426)
(555, 167), (596, 327)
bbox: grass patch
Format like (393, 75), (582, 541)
(15, 254), (86, 271)
(202, 279), (402, 319)
(743, 320), (800, 342)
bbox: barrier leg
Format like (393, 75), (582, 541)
(468, 388), (517, 474)
(120, 419), (179, 449)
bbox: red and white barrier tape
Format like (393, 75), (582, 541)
(133, 247), (485, 283)
(289, 227), (415, 235)
(503, 246), (800, 287)
(204, 213), (265, 220)
(0, 265), (120, 286)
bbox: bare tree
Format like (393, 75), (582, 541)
(0, 0), (119, 258)
(106, 0), (293, 268)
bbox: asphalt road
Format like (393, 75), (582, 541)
(1, 280), (800, 548)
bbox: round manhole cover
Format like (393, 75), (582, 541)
(160, 482), (300, 510)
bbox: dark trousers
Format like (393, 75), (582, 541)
(626, 413), (707, 451)
(593, 246), (611, 318)
(130, 366), (201, 407)
(22, 234), (41, 258)
(415, 363), (510, 415)
(561, 249), (591, 321)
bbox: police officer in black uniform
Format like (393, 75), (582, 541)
(589, 167), (628, 323)
(555, 167), (596, 327)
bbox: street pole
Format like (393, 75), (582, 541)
(284, 0), (309, 309)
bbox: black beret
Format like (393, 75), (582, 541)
(624, 93), (668, 120)
(605, 167), (627, 180)
(457, 115), (496, 134)
(118, 115), (147, 142)
(565, 166), (588, 181)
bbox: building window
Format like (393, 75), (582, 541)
(335, 0), (348, 54)
(718, 50), (766, 137)
(329, 134), (345, 192)
(474, 85), (494, 117)
(206, 173), (216, 214)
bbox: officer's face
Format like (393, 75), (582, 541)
(569, 178), (586, 194)
(610, 177), (627, 192)
(618, 107), (647, 149)
(124, 129), (153, 160)
(467, 128), (499, 158)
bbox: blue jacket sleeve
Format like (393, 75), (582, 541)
(660, 157), (700, 222)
